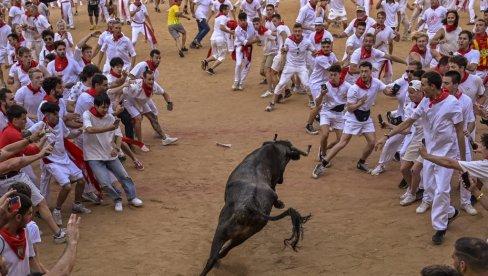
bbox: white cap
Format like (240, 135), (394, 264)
(409, 80), (421, 91)
(314, 17), (324, 25)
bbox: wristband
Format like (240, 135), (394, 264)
(477, 192), (485, 200)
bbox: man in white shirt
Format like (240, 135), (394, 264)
(377, 71), (465, 245)
(313, 61), (390, 178)
(14, 68), (46, 123)
(455, 30), (480, 73)
(119, 0), (131, 25)
(295, 0), (317, 38)
(232, 12), (259, 91)
(22, 5), (51, 61)
(342, 21), (366, 64)
(9, 47), (48, 92)
(376, 0), (401, 32)
(448, 55), (485, 105)
(67, 65), (101, 113)
(253, 16), (278, 97)
(309, 17), (333, 52)
(130, 0), (157, 49)
(334, 6), (376, 39)
(39, 30), (55, 66)
(265, 23), (315, 112)
(239, 0), (261, 23)
(8, 0), (24, 25)
(270, 13), (291, 78)
(417, 0), (447, 40)
(97, 20), (137, 73)
(209, 0), (236, 21)
(83, 92), (143, 212)
(92, 19), (114, 59)
(0, 14), (11, 87)
(190, 0), (212, 48)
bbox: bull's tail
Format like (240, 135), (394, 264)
(259, 208), (311, 251)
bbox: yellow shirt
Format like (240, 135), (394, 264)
(168, 5), (180, 25)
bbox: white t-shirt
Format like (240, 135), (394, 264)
(97, 31), (112, 46)
(130, 61), (160, 80)
(275, 24), (291, 49)
(100, 35), (136, 69)
(212, 0), (234, 12)
(30, 119), (71, 164)
(239, 0), (260, 21)
(459, 160), (488, 185)
(309, 53), (338, 86)
(26, 221), (41, 246)
(8, 6), (24, 25)
(68, 82), (89, 104)
(54, 32), (74, 58)
(391, 77), (410, 118)
(457, 93), (475, 130)
(82, 111), (122, 161)
(309, 30), (334, 51)
(0, 229), (34, 276)
(210, 14), (230, 41)
(345, 78), (386, 122)
(38, 45), (55, 65)
(459, 73), (484, 103)
(14, 84), (46, 121)
(381, 0), (401, 27)
(129, 3), (148, 23)
(37, 99), (67, 121)
(283, 37), (315, 67)
(234, 24), (257, 47)
(319, 80), (351, 113)
(404, 101), (424, 143)
(421, 6), (447, 34)
(350, 47), (386, 70)
(0, 25), (12, 53)
(343, 34), (363, 61)
(367, 25), (396, 53)
(296, 3), (316, 36)
(344, 17), (377, 37)
(194, 0), (212, 20)
(455, 49), (480, 67)
(75, 92), (95, 116)
(47, 59), (82, 84)
(123, 79), (164, 111)
(22, 14), (51, 41)
(9, 63), (40, 87)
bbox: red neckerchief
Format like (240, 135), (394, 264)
(0, 22), (5, 28)
(330, 79), (344, 88)
(457, 47), (471, 55)
(89, 106), (104, 118)
(0, 228), (26, 260)
(45, 44), (54, 51)
(25, 11), (40, 19)
(316, 50), (331, 56)
(43, 94), (59, 104)
(113, 33), (123, 42)
(57, 31), (65, 37)
(54, 56), (68, 72)
(429, 88), (449, 108)
(227, 20), (238, 30)
(14, 2), (21, 7)
(288, 34), (303, 45)
(142, 80), (152, 97)
(42, 116), (57, 128)
(265, 17), (272, 22)
(454, 90), (462, 99)
(278, 21), (285, 25)
(216, 12), (225, 17)
(309, 1), (316, 9)
(371, 23), (385, 30)
(475, 33), (488, 41)
(314, 29), (324, 44)
(445, 24), (457, 32)
(27, 83), (41, 94)
(105, 27), (112, 33)
(431, 4), (439, 9)
(460, 71), (469, 83)
(85, 87), (97, 97)
(257, 25), (268, 36)
(109, 69), (121, 78)
(18, 60), (38, 73)
(146, 59), (157, 71)
(18, 34), (25, 43)
(81, 56), (91, 65)
(354, 16), (368, 27)
(410, 44), (426, 58)
(360, 47), (372, 59)
(134, 1), (142, 6)
(356, 77), (372, 89)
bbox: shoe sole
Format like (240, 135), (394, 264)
(306, 130), (319, 135)
(201, 60), (206, 70)
(416, 207), (431, 214)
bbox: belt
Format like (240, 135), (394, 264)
(132, 21), (144, 24)
(0, 171), (19, 180)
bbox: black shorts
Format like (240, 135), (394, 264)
(88, 4), (99, 16)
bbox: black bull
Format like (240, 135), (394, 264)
(200, 139), (312, 276)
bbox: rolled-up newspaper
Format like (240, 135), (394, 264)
(216, 142), (232, 148)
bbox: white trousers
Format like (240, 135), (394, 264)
(378, 133), (405, 164)
(422, 160), (456, 231)
(468, 0), (476, 22)
(273, 64), (309, 95)
(61, 1), (75, 28)
(460, 141), (473, 205)
(234, 46), (252, 83)
(131, 24), (156, 49)
(118, 0), (130, 22)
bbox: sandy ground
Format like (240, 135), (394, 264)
(31, 1), (488, 275)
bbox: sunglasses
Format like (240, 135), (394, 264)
(405, 70), (415, 74)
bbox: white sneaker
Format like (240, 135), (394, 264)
(370, 164), (385, 176)
(52, 209), (62, 226)
(130, 198), (143, 207)
(82, 192), (101, 205)
(237, 83), (243, 91)
(162, 136), (178, 145)
(462, 203), (478, 216)
(416, 201), (431, 214)
(115, 201), (123, 212)
(72, 203), (92, 214)
(231, 81), (239, 91)
(140, 145), (150, 152)
(400, 189), (410, 199)
(400, 193), (416, 206)
(261, 90), (273, 98)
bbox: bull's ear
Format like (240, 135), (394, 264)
(288, 151), (300, 160)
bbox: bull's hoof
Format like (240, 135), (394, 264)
(274, 200), (285, 209)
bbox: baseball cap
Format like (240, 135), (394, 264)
(409, 80), (421, 91)
(356, 6), (366, 12)
(314, 17), (324, 25)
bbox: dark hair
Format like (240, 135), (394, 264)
(321, 38), (332, 45)
(364, 33), (375, 42)
(413, 69), (425, 79)
(93, 92), (111, 107)
(149, 49), (161, 57)
(408, 60), (423, 71)
(17, 47), (31, 57)
(42, 76), (62, 95)
(271, 14), (281, 20)
(454, 237), (488, 272)
(459, 30), (473, 41)
(377, 11), (386, 17)
(444, 70), (461, 84)
(109, 57), (124, 68)
(441, 10), (459, 28)
(7, 33), (19, 41)
(91, 74), (107, 88)
(0, 88), (12, 102)
(80, 64), (101, 82)
(143, 68), (154, 78)
(219, 4), (229, 12)
(41, 29), (54, 39)
(11, 193), (32, 217)
(53, 40), (66, 50)
(438, 55), (450, 66)
(422, 71), (443, 89)
(449, 55), (468, 69)
(420, 265), (460, 276)
(328, 64), (342, 73)
(476, 18), (487, 26)
(81, 44), (92, 53)
(40, 102), (60, 115)
(359, 61), (373, 70)
(9, 182), (32, 198)
(293, 23), (302, 29)
(238, 12), (247, 21)
(252, 17), (260, 23)
(44, 53), (56, 63)
(357, 21), (367, 28)
(6, 105), (27, 122)
(265, 3), (274, 9)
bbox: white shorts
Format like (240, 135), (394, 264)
(125, 99), (152, 118)
(343, 118), (375, 135)
(402, 140), (424, 163)
(211, 38), (227, 62)
(271, 52), (284, 72)
(44, 160), (83, 186)
(328, 8), (347, 21)
(320, 111), (345, 130)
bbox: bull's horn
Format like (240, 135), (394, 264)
(274, 133), (278, 141)
(292, 145), (312, 156)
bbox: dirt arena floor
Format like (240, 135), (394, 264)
(32, 1), (488, 275)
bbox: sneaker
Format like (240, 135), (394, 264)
(237, 83), (243, 91)
(259, 79), (267, 85)
(53, 229), (67, 244)
(400, 190), (409, 200)
(432, 230), (446, 245)
(312, 163), (325, 179)
(261, 90), (273, 98)
(178, 50), (184, 58)
(133, 160), (145, 171)
(448, 208), (459, 224)
(284, 89), (292, 98)
(201, 60), (208, 71)
(190, 42), (197, 49)
(276, 94), (284, 103)
(356, 161), (369, 172)
(129, 197), (143, 207)
(398, 178), (408, 189)
(72, 203), (92, 214)
(52, 208), (62, 226)
(370, 164), (385, 176)
(232, 81), (239, 91)
(400, 193), (416, 206)
(206, 68), (215, 75)
(416, 189), (424, 201)
(140, 145), (150, 152)
(416, 201), (431, 214)
(305, 124), (319, 135)
(82, 192), (101, 205)
(461, 203), (478, 215)
(308, 101), (316, 109)
(181, 47), (188, 52)
(162, 136), (178, 146)
(394, 152), (400, 162)
(265, 102), (275, 112)
(115, 201), (123, 212)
